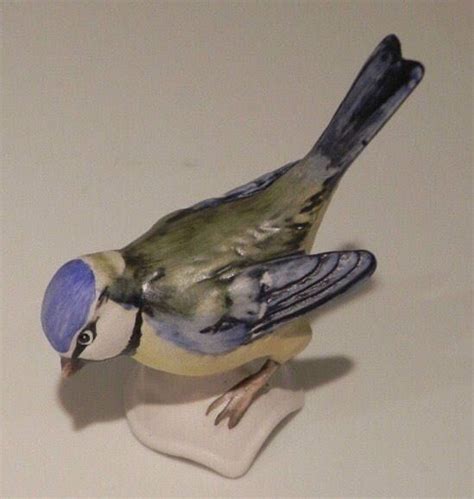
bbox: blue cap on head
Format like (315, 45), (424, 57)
(41, 259), (96, 353)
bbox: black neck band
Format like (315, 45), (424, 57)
(122, 308), (143, 356)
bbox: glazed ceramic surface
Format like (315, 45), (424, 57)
(40, 35), (423, 441)
(125, 361), (304, 477)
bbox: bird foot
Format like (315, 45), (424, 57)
(206, 360), (280, 429)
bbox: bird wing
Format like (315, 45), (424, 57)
(120, 160), (302, 281)
(244, 250), (376, 341)
(121, 36), (422, 282)
(144, 250), (376, 355)
(171, 160), (297, 214)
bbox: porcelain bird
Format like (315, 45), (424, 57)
(41, 35), (423, 428)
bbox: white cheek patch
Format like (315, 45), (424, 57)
(81, 301), (137, 361)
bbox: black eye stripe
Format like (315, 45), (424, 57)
(72, 319), (98, 358)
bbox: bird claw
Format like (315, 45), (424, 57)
(206, 384), (263, 429)
(206, 360), (280, 428)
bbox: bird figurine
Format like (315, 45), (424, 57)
(41, 35), (423, 429)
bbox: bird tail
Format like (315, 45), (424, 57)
(302, 35), (424, 180)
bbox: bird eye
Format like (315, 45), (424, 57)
(77, 330), (94, 346)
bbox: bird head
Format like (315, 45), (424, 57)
(41, 251), (139, 377)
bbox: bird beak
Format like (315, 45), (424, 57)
(60, 357), (85, 378)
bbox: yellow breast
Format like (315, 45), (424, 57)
(132, 319), (312, 376)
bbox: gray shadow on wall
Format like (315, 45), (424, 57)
(56, 354), (354, 430)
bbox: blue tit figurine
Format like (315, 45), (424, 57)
(41, 35), (423, 428)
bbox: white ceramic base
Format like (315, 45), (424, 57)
(124, 361), (304, 478)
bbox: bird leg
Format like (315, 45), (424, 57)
(206, 359), (280, 429)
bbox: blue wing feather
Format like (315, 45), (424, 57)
(248, 250), (376, 340)
(146, 250), (376, 355)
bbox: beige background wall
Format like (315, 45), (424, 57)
(1, 1), (472, 497)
